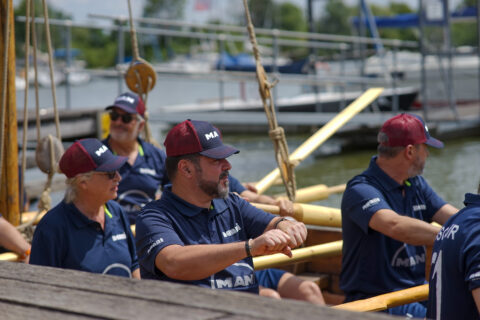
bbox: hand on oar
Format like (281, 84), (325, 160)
(274, 218), (307, 248)
(250, 229), (293, 258)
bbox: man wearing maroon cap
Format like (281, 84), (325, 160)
(102, 92), (169, 224)
(339, 113), (458, 317)
(135, 120), (307, 294)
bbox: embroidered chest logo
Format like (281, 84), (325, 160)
(112, 233), (127, 241)
(139, 168), (156, 176)
(222, 223), (241, 238)
(412, 204), (426, 211)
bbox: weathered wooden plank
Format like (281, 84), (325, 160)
(0, 301), (98, 320)
(0, 261), (394, 320)
(0, 277), (225, 320)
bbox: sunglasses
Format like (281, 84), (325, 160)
(109, 110), (135, 124)
(96, 171), (117, 180)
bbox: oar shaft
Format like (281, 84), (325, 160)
(333, 284), (429, 312)
(253, 240), (342, 270)
(276, 184), (346, 203)
(255, 88), (384, 195)
(251, 202), (341, 227)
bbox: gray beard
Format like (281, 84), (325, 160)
(197, 172), (229, 199)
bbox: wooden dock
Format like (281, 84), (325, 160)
(0, 261), (394, 320)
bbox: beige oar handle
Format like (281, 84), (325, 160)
(0, 252), (20, 262)
(251, 202), (341, 228)
(253, 240), (343, 270)
(276, 183), (346, 203)
(255, 88), (384, 194)
(333, 284), (429, 312)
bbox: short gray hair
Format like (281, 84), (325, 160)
(377, 131), (405, 158)
(64, 172), (93, 203)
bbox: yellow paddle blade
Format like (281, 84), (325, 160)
(255, 88), (384, 194)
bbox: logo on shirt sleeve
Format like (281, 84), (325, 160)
(362, 197), (380, 210)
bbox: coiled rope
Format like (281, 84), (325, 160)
(242, 0), (296, 201)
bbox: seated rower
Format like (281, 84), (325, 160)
(135, 120), (307, 293)
(30, 139), (140, 279)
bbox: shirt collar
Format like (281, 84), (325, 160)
(464, 193), (480, 206)
(62, 201), (97, 229)
(365, 156), (407, 191)
(163, 186), (228, 217)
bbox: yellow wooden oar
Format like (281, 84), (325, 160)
(255, 88), (384, 195)
(253, 240), (343, 270)
(0, 252), (20, 262)
(276, 183), (346, 203)
(251, 202), (341, 228)
(333, 284), (429, 312)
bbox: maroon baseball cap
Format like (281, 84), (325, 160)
(164, 120), (239, 159)
(59, 138), (128, 178)
(106, 92), (145, 116)
(379, 113), (444, 148)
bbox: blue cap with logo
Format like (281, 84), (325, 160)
(106, 92), (145, 116)
(164, 119), (239, 159)
(59, 138), (127, 178)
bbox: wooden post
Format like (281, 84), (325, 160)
(0, 0), (20, 225)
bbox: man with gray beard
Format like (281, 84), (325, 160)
(102, 92), (169, 224)
(135, 119), (307, 293)
(339, 113), (458, 318)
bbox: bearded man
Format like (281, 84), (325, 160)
(135, 119), (307, 293)
(339, 113), (458, 318)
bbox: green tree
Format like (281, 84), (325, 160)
(142, 0), (185, 18)
(276, 2), (307, 32)
(316, 0), (356, 36)
(14, 0), (72, 58)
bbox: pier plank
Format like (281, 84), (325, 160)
(0, 261), (394, 320)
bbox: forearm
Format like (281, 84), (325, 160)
(389, 216), (441, 245)
(156, 242), (248, 281)
(0, 219), (30, 255)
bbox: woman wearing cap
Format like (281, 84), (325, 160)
(30, 138), (140, 279)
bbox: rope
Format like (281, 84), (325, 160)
(127, 0), (140, 61)
(242, 0), (296, 201)
(20, 0), (32, 218)
(31, 0), (41, 140)
(126, 0), (158, 147)
(0, 0), (12, 186)
(41, 0), (61, 141)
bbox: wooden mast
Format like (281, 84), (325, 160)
(0, 0), (20, 225)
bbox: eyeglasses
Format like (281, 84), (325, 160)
(109, 110), (135, 124)
(96, 171), (117, 180)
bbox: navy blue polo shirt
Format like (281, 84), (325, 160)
(229, 175), (246, 194)
(30, 200), (139, 278)
(103, 137), (169, 224)
(340, 156), (446, 300)
(135, 187), (275, 293)
(427, 193), (480, 320)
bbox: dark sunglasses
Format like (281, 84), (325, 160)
(109, 110), (135, 124)
(96, 171), (117, 180)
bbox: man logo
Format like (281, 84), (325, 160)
(205, 131), (219, 140)
(117, 95), (135, 104)
(95, 145), (108, 157)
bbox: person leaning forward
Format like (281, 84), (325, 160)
(102, 92), (169, 224)
(427, 181), (480, 319)
(339, 113), (458, 318)
(30, 138), (140, 279)
(135, 120), (307, 293)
